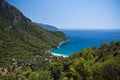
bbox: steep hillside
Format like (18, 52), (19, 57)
(1, 0), (119, 80)
(36, 23), (59, 31)
(0, 0), (67, 68)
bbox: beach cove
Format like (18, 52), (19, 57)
(51, 29), (120, 56)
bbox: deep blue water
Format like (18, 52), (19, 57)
(51, 29), (120, 56)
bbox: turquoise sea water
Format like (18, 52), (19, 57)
(51, 29), (120, 56)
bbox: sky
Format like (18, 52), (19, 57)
(7, 0), (120, 29)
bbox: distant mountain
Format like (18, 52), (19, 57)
(36, 23), (59, 31)
(0, 1), (119, 80)
(0, 0), (67, 67)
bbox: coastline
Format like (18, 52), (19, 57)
(57, 39), (69, 48)
(48, 39), (69, 57)
(51, 52), (68, 57)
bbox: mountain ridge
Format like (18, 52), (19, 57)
(1, 1), (119, 80)
(36, 23), (59, 31)
(0, 0), (67, 68)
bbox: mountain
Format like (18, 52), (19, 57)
(0, 0), (67, 68)
(36, 23), (59, 31)
(1, 0), (119, 80)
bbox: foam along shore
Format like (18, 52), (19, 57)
(49, 39), (69, 57)
(45, 50), (68, 57)
(57, 39), (70, 48)
(51, 52), (68, 57)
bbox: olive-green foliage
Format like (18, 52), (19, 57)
(50, 62), (63, 80)
(0, 0), (67, 68)
(50, 41), (120, 80)
(0, 0), (67, 80)
(0, 1), (120, 80)
(0, 67), (52, 80)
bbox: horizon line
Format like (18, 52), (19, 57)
(58, 28), (120, 30)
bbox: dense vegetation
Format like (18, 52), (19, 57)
(0, 0), (66, 79)
(50, 41), (120, 80)
(1, 40), (120, 80)
(36, 23), (59, 31)
(0, 0), (120, 80)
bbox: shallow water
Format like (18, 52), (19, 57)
(51, 29), (120, 56)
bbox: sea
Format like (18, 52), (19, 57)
(51, 29), (120, 57)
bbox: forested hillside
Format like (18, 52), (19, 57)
(50, 41), (120, 80)
(36, 23), (59, 31)
(0, 0), (120, 80)
(0, 0), (67, 79)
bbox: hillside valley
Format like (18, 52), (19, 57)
(0, 0), (67, 77)
(0, 0), (120, 80)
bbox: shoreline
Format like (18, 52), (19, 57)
(57, 39), (69, 48)
(47, 39), (70, 57)
(51, 52), (68, 57)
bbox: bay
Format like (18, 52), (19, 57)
(51, 29), (120, 56)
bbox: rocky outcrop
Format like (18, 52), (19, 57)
(0, 0), (31, 24)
